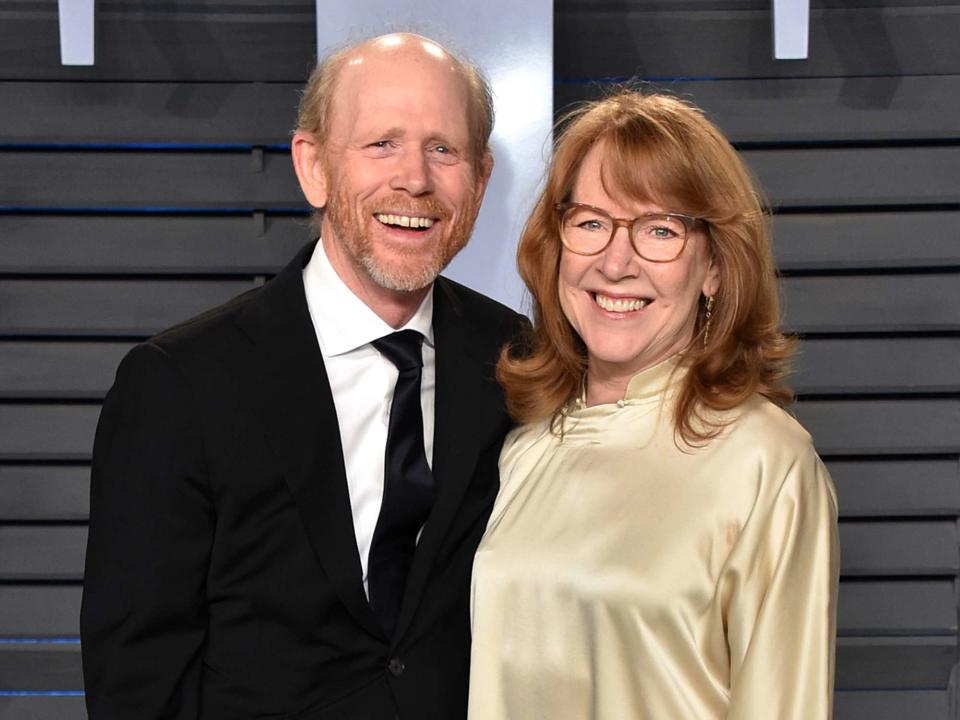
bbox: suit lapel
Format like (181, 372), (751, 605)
(235, 241), (382, 639)
(392, 278), (497, 643)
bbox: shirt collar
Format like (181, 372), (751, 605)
(303, 239), (435, 357)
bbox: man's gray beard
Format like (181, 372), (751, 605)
(324, 192), (476, 293)
(357, 249), (448, 292)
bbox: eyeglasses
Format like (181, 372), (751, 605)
(555, 202), (703, 263)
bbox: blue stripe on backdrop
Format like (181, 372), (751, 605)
(0, 207), (310, 214)
(0, 691), (85, 696)
(556, 76), (722, 83)
(0, 639), (84, 696)
(0, 144), (292, 151)
(555, 72), (960, 84)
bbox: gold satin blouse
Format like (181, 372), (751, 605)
(469, 358), (839, 719)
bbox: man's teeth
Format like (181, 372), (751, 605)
(594, 294), (649, 312)
(375, 213), (435, 229)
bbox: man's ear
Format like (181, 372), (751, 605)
(474, 150), (494, 202)
(291, 130), (329, 209)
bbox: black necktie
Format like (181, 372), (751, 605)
(368, 330), (436, 638)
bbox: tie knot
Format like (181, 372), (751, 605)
(372, 329), (423, 371)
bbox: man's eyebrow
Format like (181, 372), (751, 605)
(373, 127), (404, 139)
(426, 132), (460, 148)
(358, 128), (463, 149)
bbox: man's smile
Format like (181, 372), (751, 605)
(374, 212), (436, 229)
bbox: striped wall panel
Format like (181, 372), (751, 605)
(5, 1), (960, 82)
(0, 0), (317, 82)
(554, 1), (960, 80)
(0, 215), (309, 274)
(556, 75), (960, 143)
(6, 337), (958, 400)
(0, 81), (303, 145)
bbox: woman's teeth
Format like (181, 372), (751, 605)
(375, 213), (434, 229)
(594, 293), (649, 312)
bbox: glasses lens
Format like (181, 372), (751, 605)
(633, 215), (688, 262)
(560, 205), (613, 254)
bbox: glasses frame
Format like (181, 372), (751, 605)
(555, 202), (704, 263)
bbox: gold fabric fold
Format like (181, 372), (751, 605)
(469, 358), (839, 719)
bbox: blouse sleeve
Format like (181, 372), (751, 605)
(725, 445), (840, 720)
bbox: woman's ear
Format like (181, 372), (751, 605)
(702, 261), (720, 298)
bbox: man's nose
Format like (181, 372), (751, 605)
(390, 149), (432, 195)
(599, 226), (640, 280)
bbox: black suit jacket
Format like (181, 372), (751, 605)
(81, 241), (525, 719)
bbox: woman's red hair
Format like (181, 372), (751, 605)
(498, 91), (794, 444)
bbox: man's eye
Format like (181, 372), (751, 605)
(369, 140), (391, 149)
(428, 144), (460, 165)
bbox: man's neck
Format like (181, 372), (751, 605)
(321, 235), (431, 329)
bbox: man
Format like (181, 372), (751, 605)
(81, 33), (524, 719)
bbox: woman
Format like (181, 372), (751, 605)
(468, 92), (839, 719)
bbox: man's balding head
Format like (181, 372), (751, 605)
(290, 32), (495, 322)
(297, 33), (494, 170)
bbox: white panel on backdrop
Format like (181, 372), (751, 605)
(314, 1), (553, 312)
(772, 0), (810, 59)
(58, 0), (95, 65)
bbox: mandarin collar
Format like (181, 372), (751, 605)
(574, 355), (685, 412)
(623, 355), (684, 401)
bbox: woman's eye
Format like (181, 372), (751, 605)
(567, 212), (609, 232)
(642, 223), (681, 240)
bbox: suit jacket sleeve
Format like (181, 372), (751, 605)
(81, 342), (214, 719)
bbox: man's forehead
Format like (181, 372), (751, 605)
(332, 86), (472, 144)
(328, 49), (469, 129)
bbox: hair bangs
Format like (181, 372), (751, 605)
(594, 113), (707, 218)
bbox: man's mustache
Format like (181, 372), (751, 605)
(367, 195), (449, 220)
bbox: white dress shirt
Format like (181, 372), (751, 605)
(302, 241), (435, 595)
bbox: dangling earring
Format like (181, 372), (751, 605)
(703, 295), (715, 347)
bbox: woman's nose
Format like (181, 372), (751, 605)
(598, 226), (640, 280)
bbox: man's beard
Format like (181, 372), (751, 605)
(324, 188), (480, 292)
